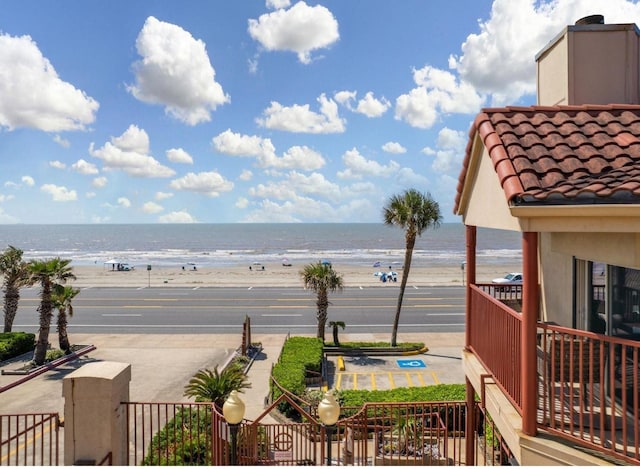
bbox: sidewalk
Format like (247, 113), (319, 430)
(0, 332), (465, 420)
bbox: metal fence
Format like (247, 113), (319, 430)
(124, 398), (494, 466)
(0, 413), (60, 466)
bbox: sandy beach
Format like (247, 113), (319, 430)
(72, 261), (523, 288)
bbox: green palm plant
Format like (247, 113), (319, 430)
(300, 262), (344, 341)
(383, 189), (442, 346)
(29, 258), (76, 365)
(183, 364), (251, 408)
(52, 284), (80, 354)
(328, 320), (346, 346)
(0, 245), (33, 332)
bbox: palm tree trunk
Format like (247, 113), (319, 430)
(58, 311), (71, 354)
(317, 291), (328, 341)
(34, 310), (52, 365)
(391, 236), (416, 346)
(33, 286), (53, 366)
(3, 287), (20, 333)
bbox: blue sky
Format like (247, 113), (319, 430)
(1, 0), (640, 224)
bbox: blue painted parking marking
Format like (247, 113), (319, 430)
(397, 359), (426, 368)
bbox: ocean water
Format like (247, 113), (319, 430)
(0, 223), (522, 268)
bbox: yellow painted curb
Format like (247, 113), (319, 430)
(401, 346), (429, 356)
(337, 355), (345, 371)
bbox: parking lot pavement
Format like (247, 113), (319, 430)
(327, 345), (465, 391)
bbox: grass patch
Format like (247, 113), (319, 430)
(324, 341), (424, 349)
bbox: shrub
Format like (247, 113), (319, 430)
(338, 384), (466, 411)
(0, 332), (35, 362)
(183, 364), (250, 408)
(271, 337), (323, 418)
(143, 406), (212, 466)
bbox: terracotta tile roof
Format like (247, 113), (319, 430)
(454, 104), (640, 214)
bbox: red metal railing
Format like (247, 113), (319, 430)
(0, 413), (60, 466)
(469, 284), (523, 412)
(467, 284), (640, 464)
(126, 399), (480, 465)
(124, 402), (216, 466)
(538, 323), (640, 464)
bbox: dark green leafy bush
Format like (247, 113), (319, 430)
(0, 332), (35, 361)
(338, 384), (466, 411)
(143, 406), (212, 466)
(271, 337), (323, 418)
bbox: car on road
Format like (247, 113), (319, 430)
(491, 272), (522, 291)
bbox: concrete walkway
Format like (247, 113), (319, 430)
(0, 332), (465, 423)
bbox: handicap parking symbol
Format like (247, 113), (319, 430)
(397, 359), (426, 368)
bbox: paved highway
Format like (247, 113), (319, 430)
(13, 285), (466, 334)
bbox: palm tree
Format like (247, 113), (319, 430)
(329, 320), (346, 346)
(29, 258), (76, 365)
(183, 364), (251, 408)
(52, 284), (80, 354)
(300, 262), (344, 341)
(0, 246), (32, 332)
(383, 189), (442, 346)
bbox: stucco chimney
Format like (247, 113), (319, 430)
(536, 16), (640, 105)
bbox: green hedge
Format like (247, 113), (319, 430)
(0, 332), (36, 362)
(271, 337), (323, 418)
(338, 383), (466, 409)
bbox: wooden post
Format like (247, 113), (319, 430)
(521, 231), (538, 436)
(464, 225), (477, 464)
(465, 225), (477, 348)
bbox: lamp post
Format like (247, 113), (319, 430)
(317, 391), (340, 466)
(223, 390), (246, 466)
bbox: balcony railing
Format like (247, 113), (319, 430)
(469, 284), (522, 412)
(468, 285), (640, 464)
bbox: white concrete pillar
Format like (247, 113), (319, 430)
(63, 361), (131, 466)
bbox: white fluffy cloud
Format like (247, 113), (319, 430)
(21, 176), (35, 187)
(337, 148), (400, 180)
(128, 16), (229, 125)
(250, 171), (340, 201)
(155, 191), (173, 200)
(117, 197), (131, 208)
(248, 1), (339, 64)
(257, 94), (345, 133)
(92, 176), (107, 188)
(335, 91), (390, 117)
(159, 210), (197, 223)
(382, 142), (406, 154)
(395, 65), (483, 129)
(0, 33), (99, 132)
(71, 159), (99, 175)
(266, 0), (291, 9)
(448, 0), (640, 104)
(53, 135), (70, 148)
(49, 161), (66, 170)
(213, 129), (276, 159)
(169, 171), (234, 196)
(89, 125), (175, 178)
(166, 148), (194, 164)
(431, 127), (467, 174)
(239, 170), (253, 181)
(41, 184), (77, 201)
(213, 129), (324, 169)
(142, 201), (164, 213)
